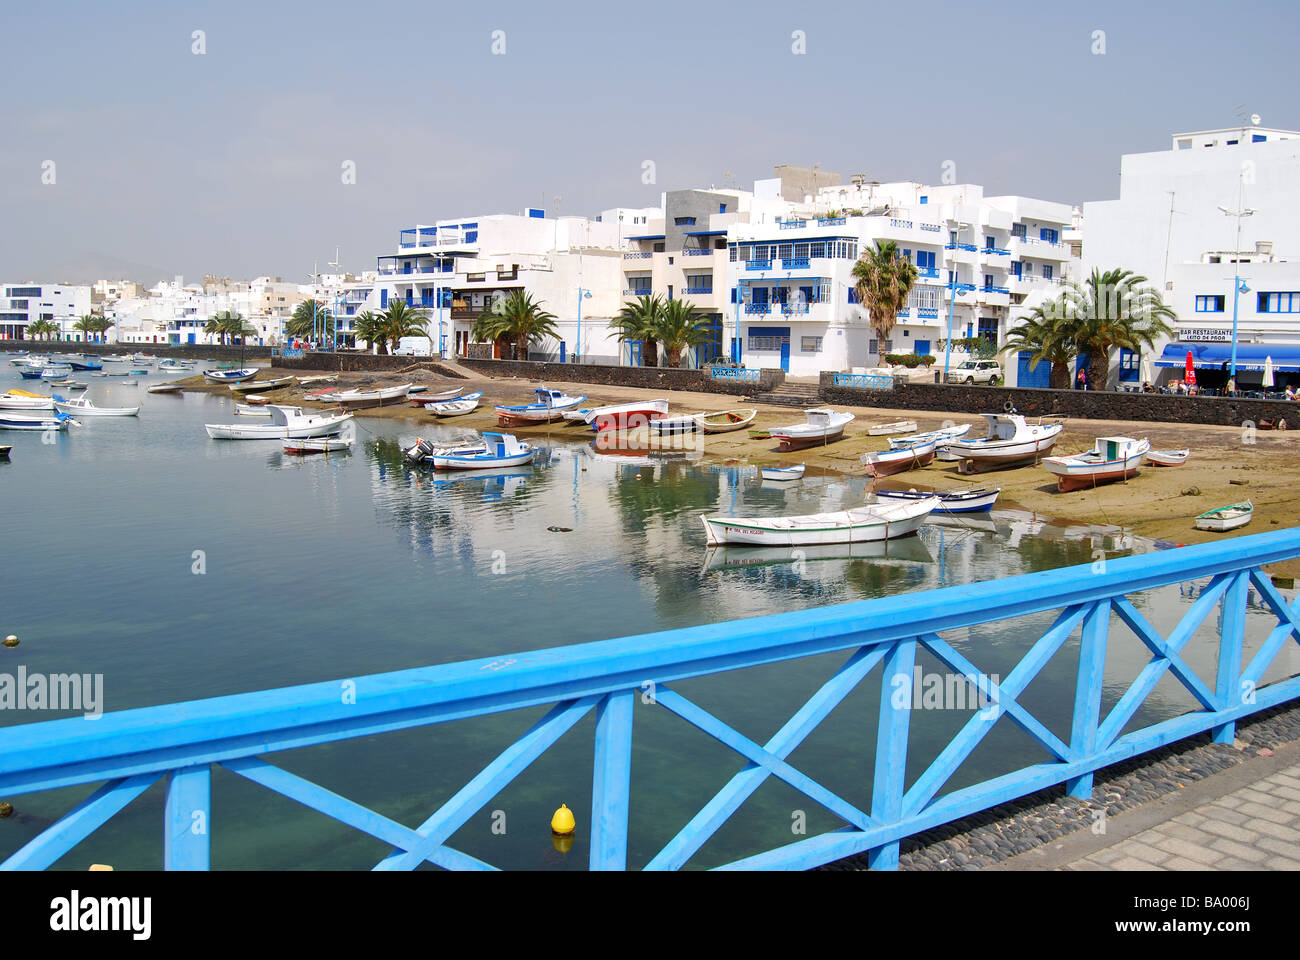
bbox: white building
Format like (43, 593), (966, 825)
(722, 179), (1078, 379)
(0, 283), (92, 341)
(1083, 124), (1300, 390)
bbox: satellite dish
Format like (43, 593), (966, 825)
(1251, 114), (1261, 126)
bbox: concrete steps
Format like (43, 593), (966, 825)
(753, 383), (823, 407)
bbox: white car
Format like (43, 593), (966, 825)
(946, 359), (1003, 385)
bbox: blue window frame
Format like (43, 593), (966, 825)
(674, 217), (697, 226)
(719, 203), (727, 213)
(919, 196), (928, 204)
(1012, 224), (1027, 240)
(977, 318), (998, 345)
(629, 277), (651, 294)
(1259, 292), (1300, 313)
(985, 236), (995, 250)
(1040, 227), (1059, 244)
(1042, 265), (1053, 280)
(916, 250), (936, 271)
(1010, 261), (1022, 279)
(1253, 134), (1266, 143)
(1196, 295), (1226, 312)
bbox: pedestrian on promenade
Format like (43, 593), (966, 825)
(1075, 368), (1087, 391)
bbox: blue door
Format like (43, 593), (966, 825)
(914, 339), (931, 356)
(187, 334), (196, 345)
(559, 341), (566, 363)
(779, 339), (790, 372)
(628, 341), (643, 367)
(1017, 351), (1051, 388)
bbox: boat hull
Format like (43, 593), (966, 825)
(875, 487), (1000, 514)
(862, 442), (936, 478)
(203, 368), (259, 383)
(1148, 450), (1189, 467)
(1047, 463), (1141, 492)
(586, 400), (671, 433)
(772, 426), (847, 452)
(695, 409), (757, 434)
(951, 432), (1062, 472)
(700, 499), (938, 547)
(431, 450), (535, 470)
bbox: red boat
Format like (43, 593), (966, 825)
(585, 399), (670, 433)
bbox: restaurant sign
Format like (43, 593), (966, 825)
(1178, 328), (1233, 343)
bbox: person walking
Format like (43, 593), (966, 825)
(1075, 367), (1087, 391)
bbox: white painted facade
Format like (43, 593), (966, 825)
(0, 283), (92, 341)
(1083, 125), (1300, 389)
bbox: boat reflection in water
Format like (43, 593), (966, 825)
(702, 534), (935, 574)
(430, 465), (533, 501)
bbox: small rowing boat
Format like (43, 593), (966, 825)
(694, 408), (758, 434)
(203, 367), (259, 383)
(1194, 500), (1253, 532)
(861, 440), (937, 478)
(1147, 449), (1190, 467)
(425, 392), (482, 418)
(769, 409), (855, 451)
(230, 376), (294, 393)
(700, 495), (941, 547)
(430, 432), (535, 470)
(1041, 436), (1149, 492)
(868, 419), (917, 437)
(874, 486), (1001, 514)
(760, 464), (805, 481)
(283, 436), (353, 455)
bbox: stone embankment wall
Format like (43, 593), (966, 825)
(453, 358), (786, 396)
(2, 341), (271, 361)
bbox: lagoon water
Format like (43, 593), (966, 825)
(1, 364), (1293, 869)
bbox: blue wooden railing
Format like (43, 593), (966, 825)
(832, 371), (895, 389)
(709, 366), (761, 382)
(2, 531), (1298, 870)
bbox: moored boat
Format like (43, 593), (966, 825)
(205, 405), (353, 440)
(1041, 436), (1149, 492)
(495, 387), (587, 426)
(283, 436), (354, 455)
(769, 408), (856, 451)
(147, 383), (184, 394)
(0, 391), (55, 411)
(1194, 500), (1253, 532)
(694, 408), (758, 434)
(861, 439), (937, 478)
(409, 386), (463, 406)
(425, 392), (482, 417)
(403, 435), (487, 463)
(889, 423), (971, 453)
(1147, 449), (1190, 467)
(948, 413), (1064, 473)
(868, 419), (917, 437)
(0, 412), (78, 431)
(585, 399), (670, 433)
(430, 432), (535, 470)
(874, 486), (1001, 514)
(235, 403), (272, 416)
(647, 413), (701, 436)
(333, 382), (414, 410)
(230, 376), (294, 393)
(203, 367), (259, 383)
(700, 495), (941, 547)
(52, 396), (141, 417)
(760, 464), (805, 481)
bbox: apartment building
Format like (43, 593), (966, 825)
(1083, 125), (1300, 389)
(0, 283), (92, 340)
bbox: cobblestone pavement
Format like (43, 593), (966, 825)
(1059, 761), (1300, 871)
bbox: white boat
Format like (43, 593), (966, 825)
(1041, 436), (1149, 492)
(583, 398), (670, 433)
(694, 409), (758, 434)
(430, 432), (535, 470)
(769, 409), (856, 451)
(947, 413), (1064, 473)
(1194, 500), (1253, 532)
(861, 439), (937, 478)
(333, 382), (414, 410)
(648, 414), (702, 436)
(889, 423), (971, 450)
(760, 464), (805, 481)
(40, 365), (74, 380)
(413, 386), (464, 405)
(700, 495), (941, 547)
(147, 383), (184, 394)
(562, 408), (595, 423)
(230, 376), (295, 393)
(425, 392), (483, 417)
(52, 396), (140, 417)
(203, 367), (260, 383)
(296, 375), (337, 386)
(205, 405), (353, 440)
(875, 486), (1001, 514)
(0, 391), (55, 411)
(283, 436), (353, 455)
(235, 403), (272, 416)
(495, 387), (588, 426)
(404, 435), (487, 463)
(1148, 449), (1190, 467)
(868, 419), (917, 437)
(0, 412), (78, 431)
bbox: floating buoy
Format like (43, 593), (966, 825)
(88, 864), (114, 871)
(547, 526), (572, 533)
(2, 635), (17, 648)
(550, 803), (575, 836)
(0, 801), (13, 818)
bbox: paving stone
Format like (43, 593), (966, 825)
(1268, 786), (1300, 802)
(1064, 859), (1110, 871)
(1215, 857), (1269, 871)
(1214, 794), (1245, 809)
(1088, 845), (1127, 865)
(1203, 806), (1251, 826)
(1160, 822), (1215, 844)
(1254, 836), (1300, 859)
(1241, 818), (1300, 842)
(1233, 788), (1276, 806)
(1150, 835), (1224, 866)
(1110, 855), (1166, 871)
(1200, 819), (1258, 844)
(1173, 812), (1208, 828)
(1235, 801), (1295, 825)
(1162, 855), (1218, 871)
(1208, 837), (1270, 862)
(1265, 855), (1300, 871)
(1121, 839), (1173, 866)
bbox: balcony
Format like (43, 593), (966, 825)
(983, 246), (1010, 256)
(623, 288), (652, 298)
(917, 267), (940, 279)
(1009, 236), (1071, 261)
(817, 217), (846, 226)
(623, 251), (653, 260)
(917, 308), (939, 319)
(779, 302), (811, 316)
(745, 260), (772, 272)
(780, 257), (810, 270)
(743, 303), (772, 315)
(683, 248), (715, 256)
(683, 287), (714, 296)
(778, 219), (808, 229)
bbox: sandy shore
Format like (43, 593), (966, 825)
(183, 365), (1300, 578)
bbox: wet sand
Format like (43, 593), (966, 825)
(182, 366), (1300, 578)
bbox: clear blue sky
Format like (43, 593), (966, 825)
(2, 0), (1296, 282)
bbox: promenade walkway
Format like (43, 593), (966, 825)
(988, 738), (1300, 871)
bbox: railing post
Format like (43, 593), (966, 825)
(1066, 600), (1110, 798)
(164, 764), (211, 870)
(868, 637), (916, 870)
(1213, 572), (1249, 744)
(590, 689), (634, 870)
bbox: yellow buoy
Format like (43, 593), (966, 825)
(88, 864), (114, 871)
(3, 635), (17, 648)
(550, 803), (576, 835)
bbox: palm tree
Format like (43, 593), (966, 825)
(205, 310), (253, 346)
(352, 310), (385, 353)
(92, 317), (115, 343)
(1062, 268), (1176, 386)
(610, 294), (666, 367)
(1001, 296), (1076, 389)
(471, 291), (557, 361)
(651, 299), (712, 368)
(26, 318), (58, 341)
(286, 300), (335, 341)
(73, 315), (98, 343)
(852, 240), (918, 363)
(376, 300), (432, 355)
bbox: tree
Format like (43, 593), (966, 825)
(610, 294), (665, 367)
(26, 318), (58, 341)
(651, 298), (712, 368)
(352, 310), (385, 353)
(286, 300), (336, 341)
(1001, 297), (1076, 389)
(377, 300), (432, 355)
(471, 291), (557, 361)
(73, 315), (98, 343)
(852, 240), (918, 362)
(92, 317), (115, 343)
(1060, 268), (1176, 386)
(205, 310), (254, 346)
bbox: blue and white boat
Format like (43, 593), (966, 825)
(494, 387), (586, 426)
(18, 369), (44, 379)
(203, 367), (259, 383)
(430, 432), (535, 470)
(874, 486), (1001, 514)
(0, 411), (79, 431)
(425, 391), (483, 417)
(760, 463), (805, 481)
(40, 365), (74, 380)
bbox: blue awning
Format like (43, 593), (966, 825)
(684, 230), (727, 236)
(1154, 342), (1300, 372)
(626, 234), (664, 241)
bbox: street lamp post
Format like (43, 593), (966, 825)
(1218, 197), (1256, 388)
(576, 288), (591, 363)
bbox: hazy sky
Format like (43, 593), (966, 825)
(3, 0), (1297, 283)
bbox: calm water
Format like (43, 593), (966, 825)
(1, 362), (1293, 870)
